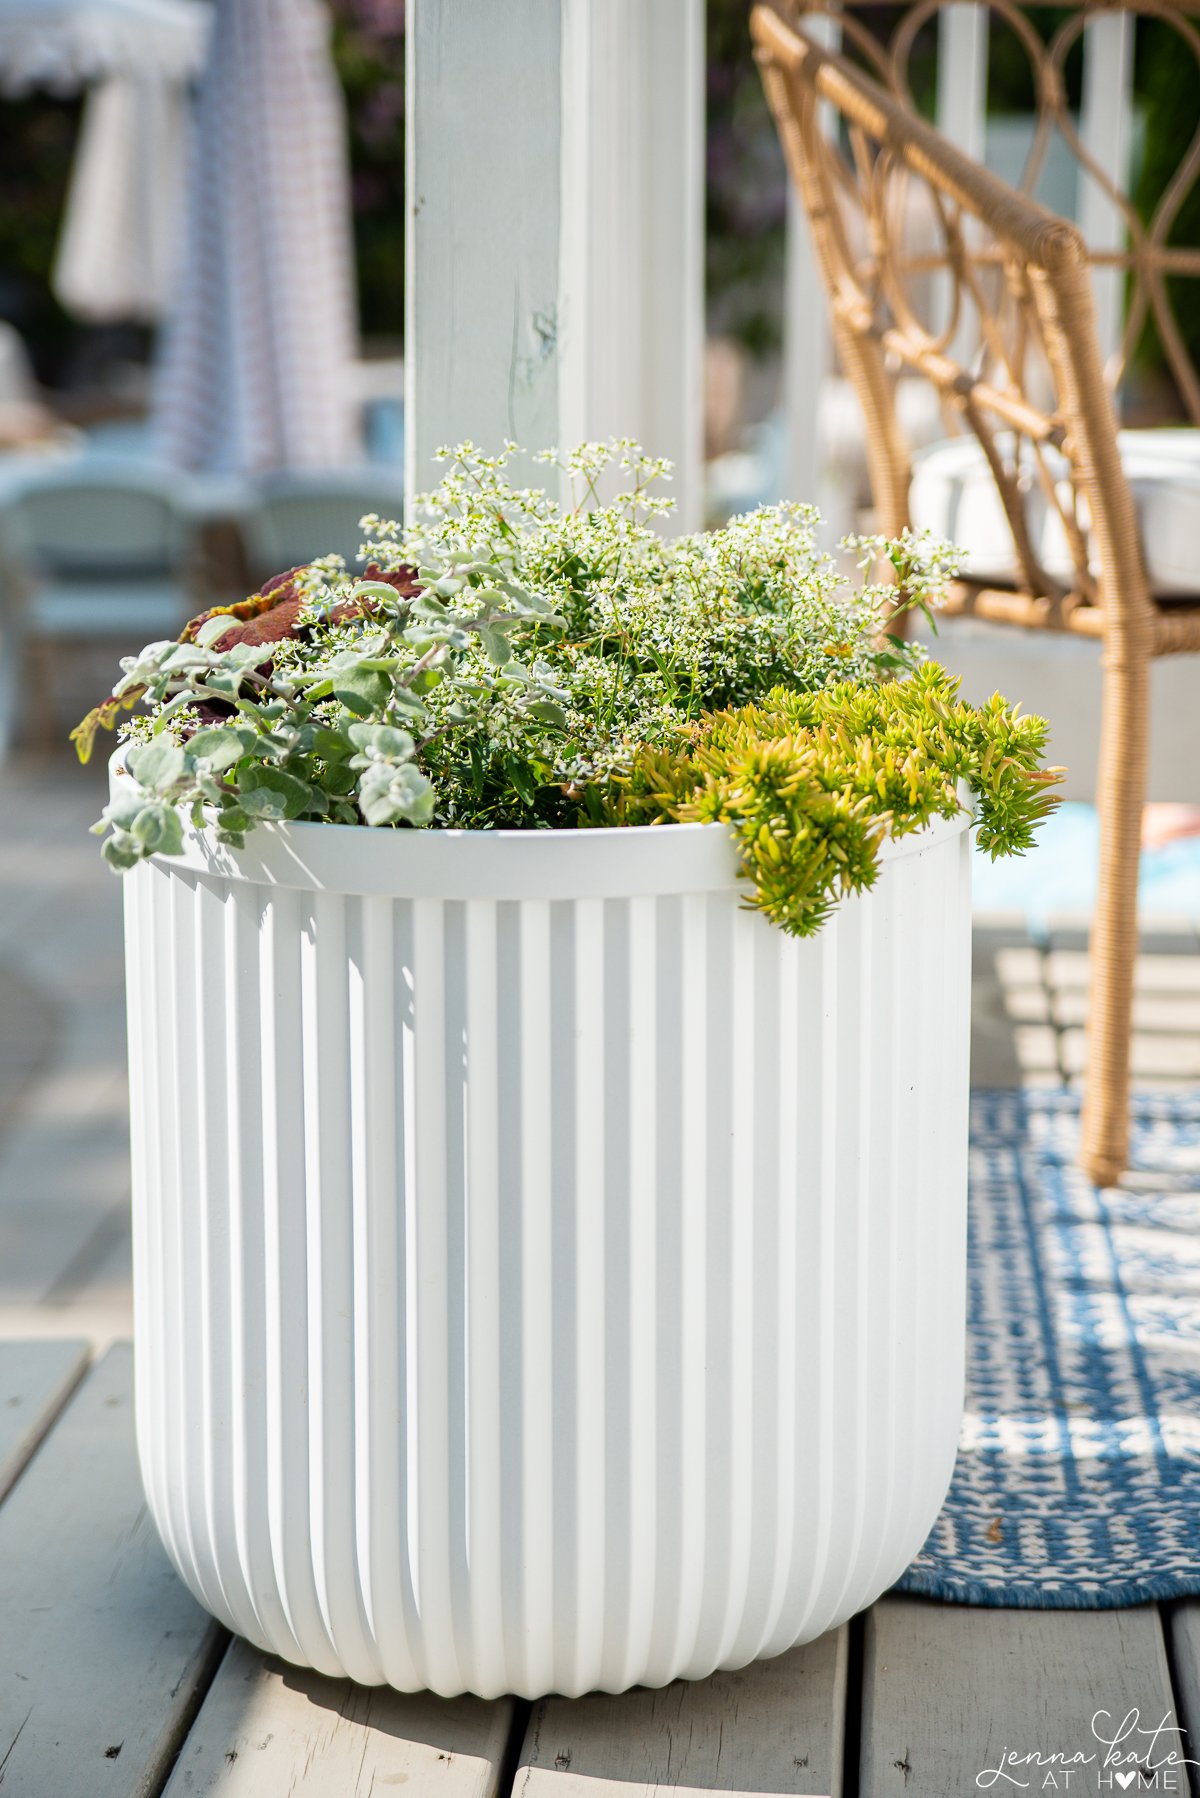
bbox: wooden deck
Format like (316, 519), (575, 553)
(0, 1337), (1197, 1795)
(2, 753), (1199, 1794)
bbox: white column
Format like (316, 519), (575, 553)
(782, 13), (840, 516)
(936, 4), (989, 368)
(935, 4), (988, 165)
(558, 0), (705, 528)
(404, 0), (563, 505)
(1079, 11), (1135, 374)
(406, 0), (705, 530)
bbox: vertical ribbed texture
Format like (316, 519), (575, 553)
(126, 822), (972, 1699)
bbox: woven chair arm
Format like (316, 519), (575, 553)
(750, 1), (1088, 278)
(751, 0), (1163, 647)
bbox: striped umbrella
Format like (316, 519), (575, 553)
(0, 0), (208, 327)
(153, 0), (360, 473)
(53, 72), (192, 322)
(0, 0), (207, 93)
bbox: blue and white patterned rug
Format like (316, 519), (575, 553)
(896, 1088), (1200, 1608)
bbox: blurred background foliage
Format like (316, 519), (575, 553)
(0, 0), (1194, 413)
(1132, 12), (1200, 409)
(704, 0), (1200, 413)
(330, 0), (406, 341)
(0, 93), (81, 386)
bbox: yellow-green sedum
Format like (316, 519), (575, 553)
(607, 666), (1059, 935)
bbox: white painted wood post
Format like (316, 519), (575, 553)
(936, 5), (988, 168)
(405, 0), (705, 531)
(782, 12), (840, 513)
(936, 4), (988, 369)
(558, 0), (705, 529)
(1079, 10), (1135, 375)
(404, 0), (562, 498)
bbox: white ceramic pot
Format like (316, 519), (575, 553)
(123, 801), (972, 1699)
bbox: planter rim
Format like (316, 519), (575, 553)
(112, 754), (973, 901)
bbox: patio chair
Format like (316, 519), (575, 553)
(0, 462), (198, 748)
(752, 0), (1200, 1187)
(239, 470), (406, 586)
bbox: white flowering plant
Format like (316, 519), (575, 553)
(76, 441), (1059, 934)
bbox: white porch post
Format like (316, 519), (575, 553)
(936, 5), (988, 368)
(1079, 11), (1135, 375)
(405, 0), (705, 530)
(781, 12), (840, 517)
(404, 0), (562, 500)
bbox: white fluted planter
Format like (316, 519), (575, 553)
(122, 799), (972, 1700)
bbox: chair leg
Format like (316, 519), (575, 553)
(1078, 641), (1150, 1188)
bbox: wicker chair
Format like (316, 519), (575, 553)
(752, 0), (1200, 1186)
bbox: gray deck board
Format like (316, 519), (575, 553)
(163, 1636), (516, 1797)
(0, 1336), (88, 1501)
(514, 1629), (847, 1797)
(0, 1344), (224, 1798)
(0, 1339), (1198, 1797)
(860, 1598), (1186, 1798)
(1163, 1603), (1200, 1793)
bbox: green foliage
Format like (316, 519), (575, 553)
(88, 441), (1058, 937)
(328, 0), (406, 340)
(606, 665), (1060, 936)
(1131, 15), (1200, 406)
(705, 0), (789, 355)
(0, 95), (81, 379)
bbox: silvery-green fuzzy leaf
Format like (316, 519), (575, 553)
(358, 761), (434, 827)
(525, 700), (567, 730)
(98, 789), (146, 832)
(160, 643), (213, 673)
(187, 726), (249, 771)
(403, 622), (464, 651)
(113, 641), (174, 693)
(130, 805), (169, 848)
(389, 688), (429, 721)
(332, 665), (391, 716)
(313, 726), (353, 760)
(223, 641), (279, 668)
(193, 614), (233, 648)
(352, 581), (409, 604)
(239, 787), (289, 820)
(127, 739), (186, 793)
(529, 663), (570, 702)
(158, 809), (186, 855)
(239, 765), (312, 818)
(347, 722), (415, 760)
(101, 831), (143, 872)
(479, 626), (511, 666)
(128, 804), (185, 855)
